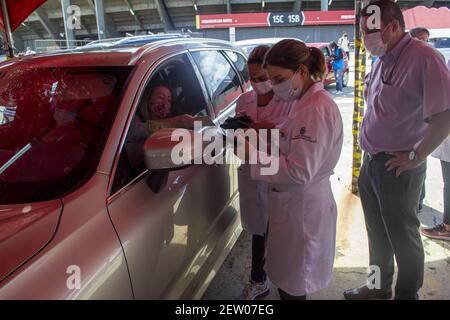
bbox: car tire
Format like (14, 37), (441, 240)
(343, 71), (349, 88)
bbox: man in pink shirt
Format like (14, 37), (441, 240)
(344, 0), (450, 300)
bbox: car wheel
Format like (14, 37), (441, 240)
(343, 71), (349, 87)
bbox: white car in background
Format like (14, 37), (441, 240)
(429, 29), (450, 64)
(234, 37), (299, 56)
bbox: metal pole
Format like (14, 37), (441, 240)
(1, 0), (14, 58)
(94, 0), (107, 40)
(351, 0), (367, 194)
(61, 0), (76, 49)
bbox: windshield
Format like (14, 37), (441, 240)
(0, 65), (133, 204)
(432, 37), (450, 49)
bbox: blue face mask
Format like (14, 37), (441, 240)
(272, 73), (302, 101)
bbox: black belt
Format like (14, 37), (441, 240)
(365, 152), (390, 161)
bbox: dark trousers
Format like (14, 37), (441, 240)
(251, 234), (267, 283)
(278, 288), (306, 300)
(419, 178), (426, 208)
(441, 160), (450, 225)
(358, 153), (426, 300)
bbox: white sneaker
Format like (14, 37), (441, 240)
(238, 280), (270, 300)
(336, 91), (343, 95)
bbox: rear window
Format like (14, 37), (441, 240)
(0, 65), (133, 204)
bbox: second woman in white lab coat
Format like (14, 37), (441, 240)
(235, 45), (292, 300)
(239, 39), (344, 300)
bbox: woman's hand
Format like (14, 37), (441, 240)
(193, 115), (214, 126)
(176, 114), (196, 129)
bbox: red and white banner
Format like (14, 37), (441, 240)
(196, 10), (355, 29)
(302, 10), (355, 26)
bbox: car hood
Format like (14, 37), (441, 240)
(0, 200), (62, 282)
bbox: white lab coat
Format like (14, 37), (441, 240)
(251, 82), (343, 296)
(235, 90), (291, 236)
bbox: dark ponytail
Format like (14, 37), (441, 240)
(307, 47), (327, 82)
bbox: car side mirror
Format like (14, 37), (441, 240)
(144, 128), (196, 171)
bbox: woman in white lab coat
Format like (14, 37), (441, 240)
(239, 39), (344, 299)
(235, 45), (292, 300)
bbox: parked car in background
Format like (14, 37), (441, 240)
(76, 34), (192, 51)
(111, 33), (191, 48)
(77, 37), (123, 50)
(429, 36), (450, 64)
(309, 42), (350, 87)
(235, 37), (297, 56)
(0, 38), (249, 299)
(429, 29), (450, 64)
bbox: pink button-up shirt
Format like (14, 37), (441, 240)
(361, 33), (450, 154)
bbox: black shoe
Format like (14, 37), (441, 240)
(344, 285), (393, 300)
(394, 292), (419, 300)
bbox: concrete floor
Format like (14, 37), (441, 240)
(203, 65), (450, 300)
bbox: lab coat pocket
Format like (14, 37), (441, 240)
(268, 188), (295, 224)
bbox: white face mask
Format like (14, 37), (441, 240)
(251, 80), (273, 95)
(272, 74), (302, 101)
(363, 25), (391, 57)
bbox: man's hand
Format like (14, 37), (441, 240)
(385, 151), (423, 177)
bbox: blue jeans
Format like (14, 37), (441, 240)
(334, 68), (344, 92)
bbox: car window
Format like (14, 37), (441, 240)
(0, 66), (133, 204)
(111, 53), (209, 194)
(225, 50), (250, 85)
(191, 50), (243, 117)
(432, 38), (450, 49)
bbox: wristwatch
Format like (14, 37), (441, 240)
(408, 150), (418, 161)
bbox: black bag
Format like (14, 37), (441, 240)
(220, 114), (253, 130)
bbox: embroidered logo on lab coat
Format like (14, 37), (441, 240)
(292, 127), (317, 143)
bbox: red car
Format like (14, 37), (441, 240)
(308, 42), (350, 88)
(0, 38), (249, 299)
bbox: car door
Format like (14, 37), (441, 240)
(321, 46), (335, 85)
(106, 51), (241, 299)
(189, 49), (245, 124)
